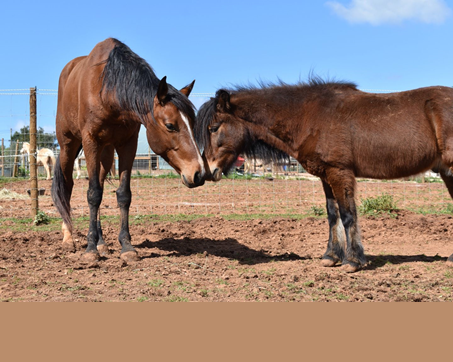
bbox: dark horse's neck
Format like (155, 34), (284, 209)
(230, 88), (305, 160)
(230, 81), (358, 161)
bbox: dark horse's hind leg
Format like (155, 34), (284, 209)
(115, 139), (140, 262)
(439, 169), (453, 266)
(324, 169), (366, 272)
(321, 181), (346, 267)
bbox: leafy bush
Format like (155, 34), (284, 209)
(359, 194), (397, 216)
(34, 210), (50, 225)
(310, 205), (325, 216)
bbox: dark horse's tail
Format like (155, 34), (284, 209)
(51, 145), (83, 233)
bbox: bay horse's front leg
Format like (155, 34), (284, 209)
(82, 143), (104, 262)
(115, 140), (139, 263)
(95, 145), (116, 257)
(320, 181), (346, 267)
(325, 169), (366, 272)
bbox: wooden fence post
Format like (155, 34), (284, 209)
(12, 141), (19, 177)
(29, 87), (38, 218)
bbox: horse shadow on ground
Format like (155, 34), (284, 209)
(364, 254), (447, 271)
(135, 237), (449, 269)
(135, 237), (305, 265)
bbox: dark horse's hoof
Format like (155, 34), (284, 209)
(340, 263), (361, 273)
(446, 259), (453, 267)
(97, 244), (109, 257)
(81, 251), (100, 263)
(321, 258), (339, 267)
(120, 250), (140, 263)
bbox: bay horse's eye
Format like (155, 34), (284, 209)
(165, 123), (176, 132)
(209, 125), (219, 133)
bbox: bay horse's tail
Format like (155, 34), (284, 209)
(51, 145), (82, 233)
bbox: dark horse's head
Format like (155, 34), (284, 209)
(101, 39), (205, 188)
(195, 89), (288, 181)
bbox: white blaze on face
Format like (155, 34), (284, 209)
(180, 111), (205, 174)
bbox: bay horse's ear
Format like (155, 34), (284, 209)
(216, 90), (231, 113)
(180, 80), (195, 97)
(157, 76), (169, 105)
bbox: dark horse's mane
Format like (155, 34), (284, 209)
(100, 38), (195, 124)
(195, 77), (357, 169)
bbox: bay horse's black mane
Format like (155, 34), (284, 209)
(195, 77), (358, 168)
(100, 38), (195, 123)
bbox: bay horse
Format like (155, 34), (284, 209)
(20, 142), (56, 180)
(52, 38), (205, 263)
(195, 78), (453, 272)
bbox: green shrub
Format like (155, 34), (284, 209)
(34, 210), (50, 226)
(359, 194), (397, 216)
(310, 205), (325, 216)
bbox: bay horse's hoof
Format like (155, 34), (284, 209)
(62, 240), (76, 252)
(81, 251), (100, 263)
(120, 250), (140, 263)
(97, 244), (109, 257)
(340, 263), (361, 273)
(321, 258), (338, 267)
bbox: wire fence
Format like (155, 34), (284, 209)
(0, 88), (451, 222)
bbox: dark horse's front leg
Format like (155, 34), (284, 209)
(115, 140), (140, 263)
(323, 169), (366, 272)
(320, 181), (345, 267)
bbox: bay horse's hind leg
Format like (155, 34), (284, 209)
(53, 141), (81, 252)
(320, 181), (346, 267)
(325, 169), (366, 272)
(115, 139), (140, 263)
(439, 168), (453, 265)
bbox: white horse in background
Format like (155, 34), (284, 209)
(20, 142), (56, 180)
(243, 158), (284, 175)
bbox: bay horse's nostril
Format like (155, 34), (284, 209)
(194, 171), (202, 185)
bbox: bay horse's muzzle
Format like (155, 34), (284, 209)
(182, 171), (205, 188)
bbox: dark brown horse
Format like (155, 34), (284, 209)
(52, 38), (205, 263)
(195, 78), (453, 272)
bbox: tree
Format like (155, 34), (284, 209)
(10, 126), (57, 149)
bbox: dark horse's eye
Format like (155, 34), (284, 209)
(209, 125), (219, 133)
(165, 123), (176, 132)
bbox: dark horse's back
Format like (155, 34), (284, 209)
(317, 85), (453, 180)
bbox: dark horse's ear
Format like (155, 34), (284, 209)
(216, 90), (231, 113)
(157, 76), (169, 105)
(180, 80), (195, 97)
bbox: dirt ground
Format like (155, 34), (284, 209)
(1, 206), (453, 301)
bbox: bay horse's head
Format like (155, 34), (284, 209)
(195, 90), (247, 181)
(146, 77), (205, 188)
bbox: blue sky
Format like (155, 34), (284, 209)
(1, 0), (453, 147)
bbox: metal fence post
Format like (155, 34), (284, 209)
(29, 87), (38, 218)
